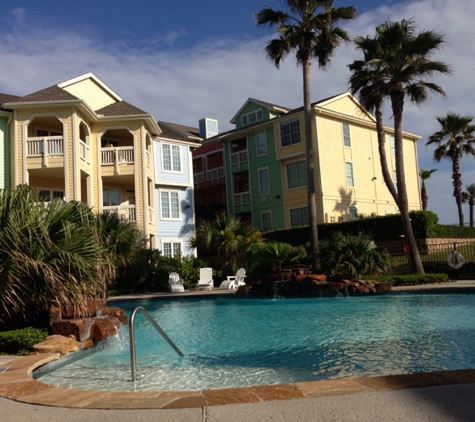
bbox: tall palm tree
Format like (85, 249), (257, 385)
(256, 0), (356, 269)
(419, 169), (437, 211)
(426, 113), (475, 226)
(348, 19), (450, 273)
(465, 184), (475, 227)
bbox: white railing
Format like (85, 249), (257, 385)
(101, 147), (134, 165)
(231, 150), (248, 166)
(194, 172), (204, 185)
(79, 141), (90, 164)
(206, 167), (224, 182)
(102, 205), (137, 222)
(27, 136), (64, 157)
(233, 191), (251, 207)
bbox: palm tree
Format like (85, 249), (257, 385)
(256, 0), (356, 269)
(348, 19), (450, 273)
(426, 113), (475, 226)
(466, 183), (475, 227)
(419, 169), (437, 211)
(189, 213), (263, 275)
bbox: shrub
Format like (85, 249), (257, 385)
(367, 273), (449, 286)
(0, 327), (48, 356)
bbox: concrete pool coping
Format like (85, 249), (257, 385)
(0, 279), (474, 411)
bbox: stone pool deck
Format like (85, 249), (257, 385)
(0, 280), (474, 421)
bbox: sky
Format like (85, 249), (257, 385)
(0, 0), (473, 225)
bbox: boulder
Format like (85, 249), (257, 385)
(306, 274), (327, 282)
(92, 317), (121, 342)
(374, 282), (392, 292)
(51, 318), (95, 342)
(32, 334), (79, 355)
(62, 298), (106, 319)
(100, 307), (127, 325)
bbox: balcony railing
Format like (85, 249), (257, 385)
(233, 191), (251, 207)
(194, 172), (204, 185)
(231, 150), (248, 166)
(27, 136), (64, 157)
(207, 167), (224, 182)
(101, 147), (134, 165)
(102, 205), (136, 222)
(79, 140), (90, 164)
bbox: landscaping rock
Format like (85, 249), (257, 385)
(32, 334), (79, 355)
(375, 282), (392, 292)
(92, 317), (121, 342)
(100, 307), (127, 325)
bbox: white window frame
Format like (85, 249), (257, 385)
(256, 130), (267, 156)
(280, 117), (301, 147)
(345, 161), (355, 188)
(286, 160), (307, 189)
(289, 206), (309, 227)
(241, 109), (263, 126)
(258, 167), (270, 195)
(261, 211), (272, 231)
(342, 122), (351, 147)
(160, 189), (181, 220)
(389, 134), (395, 156)
(37, 188), (64, 202)
(162, 143), (182, 173)
(160, 239), (183, 258)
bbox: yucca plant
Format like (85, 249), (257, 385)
(319, 232), (391, 278)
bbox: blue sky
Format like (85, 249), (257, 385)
(1, 0), (474, 225)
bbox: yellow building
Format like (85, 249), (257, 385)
(220, 92), (421, 230)
(3, 73), (159, 246)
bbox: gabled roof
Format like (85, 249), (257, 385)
(230, 98), (290, 124)
(158, 121), (202, 143)
(57, 72), (122, 102)
(96, 100), (147, 116)
(0, 93), (21, 106)
(7, 85), (79, 103)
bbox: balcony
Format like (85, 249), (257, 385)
(207, 167), (224, 182)
(101, 147), (134, 165)
(194, 172), (204, 185)
(233, 191), (251, 207)
(79, 140), (91, 164)
(102, 205), (136, 222)
(27, 136), (64, 157)
(231, 150), (248, 166)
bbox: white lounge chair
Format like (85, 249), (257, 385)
(197, 267), (214, 290)
(219, 268), (246, 290)
(169, 272), (184, 293)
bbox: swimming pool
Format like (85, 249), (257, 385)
(36, 293), (475, 392)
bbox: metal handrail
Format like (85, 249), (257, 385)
(129, 306), (183, 381)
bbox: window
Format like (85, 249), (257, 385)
(286, 160), (306, 189)
(38, 189), (64, 202)
(37, 129), (62, 137)
(160, 190), (180, 219)
(162, 144), (181, 172)
(280, 117), (301, 146)
(241, 109), (263, 126)
(290, 207), (308, 227)
(342, 122), (351, 147)
(162, 241), (182, 258)
(258, 168), (270, 195)
(349, 205), (357, 219)
(103, 188), (121, 206)
(345, 162), (354, 188)
(261, 212), (272, 231)
(256, 130), (267, 156)
(389, 134), (395, 156)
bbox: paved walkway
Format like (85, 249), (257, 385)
(0, 280), (474, 421)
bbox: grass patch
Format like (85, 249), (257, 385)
(0, 327), (49, 356)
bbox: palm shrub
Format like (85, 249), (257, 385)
(319, 232), (391, 278)
(0, 185), (104, 327)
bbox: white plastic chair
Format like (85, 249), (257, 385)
(219, 268), (246, 290)
(197, 267), (214, 290)
(168, 272), (184, 293)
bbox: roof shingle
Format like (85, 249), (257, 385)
(8, 85), (79, 103)
(96, 101), (147, 116)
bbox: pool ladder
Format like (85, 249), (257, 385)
(129, 306), (184, 381)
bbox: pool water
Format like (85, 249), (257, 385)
(36, 293), (475, 392)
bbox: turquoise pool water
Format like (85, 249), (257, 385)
(36, 293), (475, 392)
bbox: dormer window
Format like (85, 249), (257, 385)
(241, 109), (263, 126)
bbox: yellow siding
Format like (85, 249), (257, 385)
(62, 79), (116, 112)
(320, 95), (373, 122)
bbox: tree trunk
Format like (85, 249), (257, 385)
(302, 58), (319, 269)
(470, 200), (474, 227)
(451, 155), (464, 226)
(375, 102), (400, 208)
(390, 87), (424, 273)
(421, 180), (427, 211)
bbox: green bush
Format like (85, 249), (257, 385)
(0, 327), (49, 356)
(366, 273), (449, 286)
(433, 224), (475, 239)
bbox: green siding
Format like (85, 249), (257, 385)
(235, 101), (272, 130)
(0, 117), (9, 189)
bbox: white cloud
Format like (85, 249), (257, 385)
(1, 0), (473, 225)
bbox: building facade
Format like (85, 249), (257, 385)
(218, 93), (421, 231)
